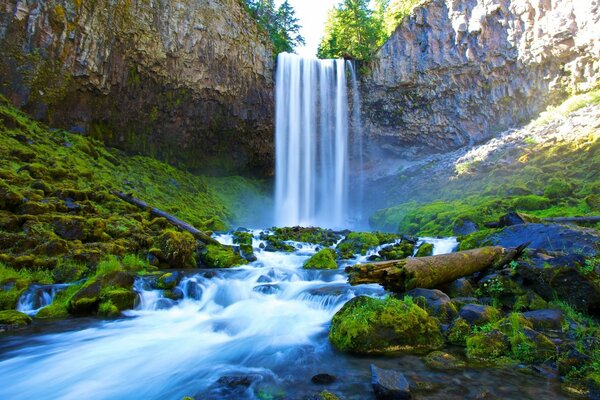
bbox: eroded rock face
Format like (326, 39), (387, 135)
(362, 0), (599, 158)
(0, 0), (274, 175)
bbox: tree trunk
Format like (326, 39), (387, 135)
(112, 191), (220, 246)
(543, 216), (600, 224)
(347, 245), (526, 293)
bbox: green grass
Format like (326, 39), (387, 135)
(369, 90), (600, 236)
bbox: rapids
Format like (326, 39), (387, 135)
(0, 234), (568, 399)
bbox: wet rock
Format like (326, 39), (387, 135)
(466, 330), (510, 360)
(257, 275), (273, 283)
(458, 304), (498, 326)
(445, 278), (474, 298)
(423, 351), (466, 370)
(523, 309), (564, 332)
(311, 373), (336, 384)
(414, 242), (434, 257)
(216, 375), (258, 387)
(405, 288), (457, 322)
(181, 280), (203, 300)
(164, 288), (184, 301)
(253, 284), (281, 295)
(0, 310), (32, 331)
(377, 242), (415, 261)
(303, 248), (338, 270)
(370, 364), (411, 400)
(488, 224), (599, 257)
(453, 218), (478, 236)
(157, 272), (181, 290)
(69, 271), (134, 315)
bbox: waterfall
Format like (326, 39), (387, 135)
(275, 53), (363, 229)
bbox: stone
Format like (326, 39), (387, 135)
(157, 272), (181, 290)
(405, 288), (457, 322)
(423, 351), (466, 370)
(311, 374), (336, 385)
(252, 284), (281, 295)
(459, 304), (497, 326)
(0, 0), (275, 175)
(522, 309), (564, 332)
(445, 278), (474, 298)
(370, 364), (411, 400)
(0, 310), (32, 330)
(453, 218), (479, 236)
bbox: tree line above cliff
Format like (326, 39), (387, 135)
(318, 0), (423, 61)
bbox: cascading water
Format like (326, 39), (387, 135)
(275, 53), (363, 229)
(0, 235), (568, 399)
(16, 283), (71, 316)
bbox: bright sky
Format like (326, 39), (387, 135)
(277, 0), (339, 57)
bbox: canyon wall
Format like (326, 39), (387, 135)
(363, 0), (599, 158)
(0, 0), (274, 174)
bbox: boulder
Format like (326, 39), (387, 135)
(0, 310), (32, 330)
(459, 304), (498, 326)
(405, 288), (457, 322)
(311, 374), (336, 385)
(453, 218), (478, 236)
(488, 224), (599, 257)
(370, 364), (411, 400)
(329, 296), (443, 354)
(522, 309), (564, 332)
(444, 278), (474, 298)
(303, 248), (338, 270)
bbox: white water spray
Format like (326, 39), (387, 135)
(275, 53), (363, 229)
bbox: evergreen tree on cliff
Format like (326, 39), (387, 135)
(245, 0), (305, 54)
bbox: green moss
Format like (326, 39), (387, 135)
(466, 330), (509, 360)
(512, 195), (552, 211)
(447, 318), (472, 346)
(98, 300), (120, 317)
(303, 248), (338, 270)
(233, 231), (254, 258)
(329, 296), (443, 354)
(415, 242), (433, 257)
(377, 241), (414, 260)
(270, 227), (342, 247)
(199, 244), (246, 268)
(156, 229), (197, 268)
(0, 310), (32, 326)
(100, 287), (136, 312)
(36, 283), (82, 318)
(336, 232), (398, 259)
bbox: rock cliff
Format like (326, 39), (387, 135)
(0, 0), (274, 175)
(362, 0), (599, 158)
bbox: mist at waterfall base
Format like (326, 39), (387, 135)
(0, 235), (568, 399)
(275, 53), (365, 230)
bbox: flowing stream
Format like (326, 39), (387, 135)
(0, 233), (569, 399)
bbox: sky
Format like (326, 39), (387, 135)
(277, 0), (338, 57)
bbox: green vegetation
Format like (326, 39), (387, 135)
(198, 244), (247, 268)
(244, 0), (304, 54)
(370, 89), (600, 237)
(318, 0), (424, 60)
(0, 310), (32, 327)
(336, 231), (399, 258)
(303, 248), (338, 270)
(270, 227), (342, 246)
(0, 95), (266, 286)
(329, 295), (443, 353)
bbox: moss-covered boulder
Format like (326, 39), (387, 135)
(157, 272), (181, 290)
(336, 232), (399, 259)
(264, 236), (296, 252)
(466, 330), (510, 360)
(233, 230), (256, 261)
(329, 296), (443, 354)
(415, 242), (434, 257)
(424, 351), (466, 370)
(376, 241), (415, 261)
(69, 270), (135, 315)
(0, 310), (32, 329)
(303, 248), (338, 270)
(98, 288), (137, 316)
(271, 226), (342, 247)
(447, 317), (472, 346)
(156, 229), (197, 268)
(199, 244), (247, 268)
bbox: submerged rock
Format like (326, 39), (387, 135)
(311, 373), (336, 385)
(423, 351), (466, 370)
(370, 364), (411, 400)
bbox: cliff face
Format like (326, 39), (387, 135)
(363, 0), (599, 157)
(0, 0), (274, 175)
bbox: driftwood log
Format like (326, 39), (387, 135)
(112, 190), (220, 246)
(347, 245), (526, 293)
(543, 216), (600, 224)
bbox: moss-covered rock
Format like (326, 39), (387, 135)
(466, 330), (510, 360)
(447, 317), (472, 346)
(68, 269), (135, 315)
(424, 351), (466, 369)
(156, 229), (197, 268)
(99, 287), (136, 315)
(415, 242), (434, 257)
(199, 243), (246, 268)
(0, 310), (32, 328)
(329, 296), (443, 354)
(377, 241), (414, 261)
(264, 236), (296, 252)
(233, 230), (256, 261)
(336, 232), (399, 259)
(271, 226), (342, 247)
(303, 248), (338, 270)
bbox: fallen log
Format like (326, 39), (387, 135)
(112, 190), (220, 246)
(347, 245), (526, 293)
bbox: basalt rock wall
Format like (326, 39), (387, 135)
(0, 0), (274, 175)
(363, 0), (599, 157)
